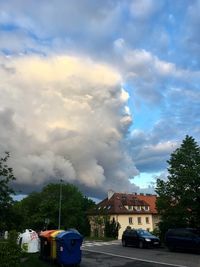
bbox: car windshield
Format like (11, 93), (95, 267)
(136, 229), (152, 236)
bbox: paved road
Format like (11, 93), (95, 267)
(81, 240), (200, 267)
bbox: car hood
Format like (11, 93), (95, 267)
(141, 235), (159, 240)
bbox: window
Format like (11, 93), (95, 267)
(144, 206), (149, 211)
(145, 217), (150, 224)
(130, 230), (137, 237)
(137, 217), (142, 224)
(128, 206), (132, 210)
(129, 217), (133, 224)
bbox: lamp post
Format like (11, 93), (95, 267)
(58, 179), (63, 229)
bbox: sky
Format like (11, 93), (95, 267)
(0, 0), (200, 200)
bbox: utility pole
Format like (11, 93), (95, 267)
(58, 179), (63, 229)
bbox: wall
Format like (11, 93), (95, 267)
(88, 213), (159, 240)
(111, 214), (154, 239)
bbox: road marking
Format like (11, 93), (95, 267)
(82, 240), (120, 247)
(82, 249), (189, 267)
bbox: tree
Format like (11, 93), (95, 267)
(105, 217), (120, 239)
(156, 135), (200, 236)
(14, 183), (96, 235)
(14, 191), (44, 231)
(0, 152), (16, 230)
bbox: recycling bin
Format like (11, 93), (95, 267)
(50, 230), (64, 261)
(56, 229), (83, 266)
(39, 230), (56, 260)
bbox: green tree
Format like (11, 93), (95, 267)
(14, 182), (96, 235)
(0, 152), (16, 230)
(14, 191), (44, 231)
(78, 196), (96, 236)
(156, 135), (200, 236)
(105, 217), (120, 239)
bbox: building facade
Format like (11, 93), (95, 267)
(88, 190), (160, 239)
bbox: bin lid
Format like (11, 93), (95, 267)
(56, 229), (83, 241)
(50, 230), (64, 239)
(39, 230), (57, 241)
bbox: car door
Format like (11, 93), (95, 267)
(175, 229), (195, 250)
(182, 231), (198, 250)
(129, 230), (138, 246)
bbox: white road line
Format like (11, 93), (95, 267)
(82, 241), (120, 247)
(82, 249), (189, 267)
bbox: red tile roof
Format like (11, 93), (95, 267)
(136, 194), (157, 214)
(89, 192), (158, 215)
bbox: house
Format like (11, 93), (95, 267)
(88, 190), (160, 239)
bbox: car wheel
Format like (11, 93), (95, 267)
(139, 240), (144, 249)
(122, 239), (127, 247)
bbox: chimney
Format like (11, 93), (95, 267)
(108, 189), (115, 200)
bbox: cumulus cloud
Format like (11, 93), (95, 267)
(129, 128), (177, 173)
(0, 0), (200, 195)
(130, 0), (161, 20)
(0, 54), (139, 197)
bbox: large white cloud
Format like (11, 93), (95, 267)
(0, 55), (139, 197)
(1, 1), (200, 196)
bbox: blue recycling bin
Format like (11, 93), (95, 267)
(56, 229), (83, 266)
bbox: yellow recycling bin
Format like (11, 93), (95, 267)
(50, 230), (64, 261)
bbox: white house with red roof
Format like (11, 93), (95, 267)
(88, 190), (160, 239)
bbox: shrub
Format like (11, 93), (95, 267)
(0, 230), (22, 267)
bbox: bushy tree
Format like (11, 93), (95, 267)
(14, 191), (44, 231)
(0, 152), (16, 230)
(14, 183), (96, 235)
(105, 218), (120, 239)
(156, 135), (200, 236)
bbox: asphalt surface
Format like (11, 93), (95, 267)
(81, 250), (176, 267)
(81, 240), (200, 267)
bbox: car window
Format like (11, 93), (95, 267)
(123, 230), (130, 235)
(191, 229), (200, 237)
(167, 228), (200, 238)
(136, 229), (152, 236)
(130, 230), (137, 237)
(186, 232), (196, 238)
(167, 229), (176, 236)
(178, 229), (188, 237)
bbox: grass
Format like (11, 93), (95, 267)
(21, 253), (50, 267)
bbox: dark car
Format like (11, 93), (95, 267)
(165, 228), (200, 252)
(122, 228), (160, 248)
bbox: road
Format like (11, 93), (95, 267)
(81, 240), (200, 267)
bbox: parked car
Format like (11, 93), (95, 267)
(122, 228), (160, 248)
(165, 228), (200, 253)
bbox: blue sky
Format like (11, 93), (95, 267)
(0, 0), (200, 199)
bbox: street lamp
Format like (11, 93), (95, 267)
(58, 179), (63, 229)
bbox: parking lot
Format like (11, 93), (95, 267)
(81, 240), (200, 267)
